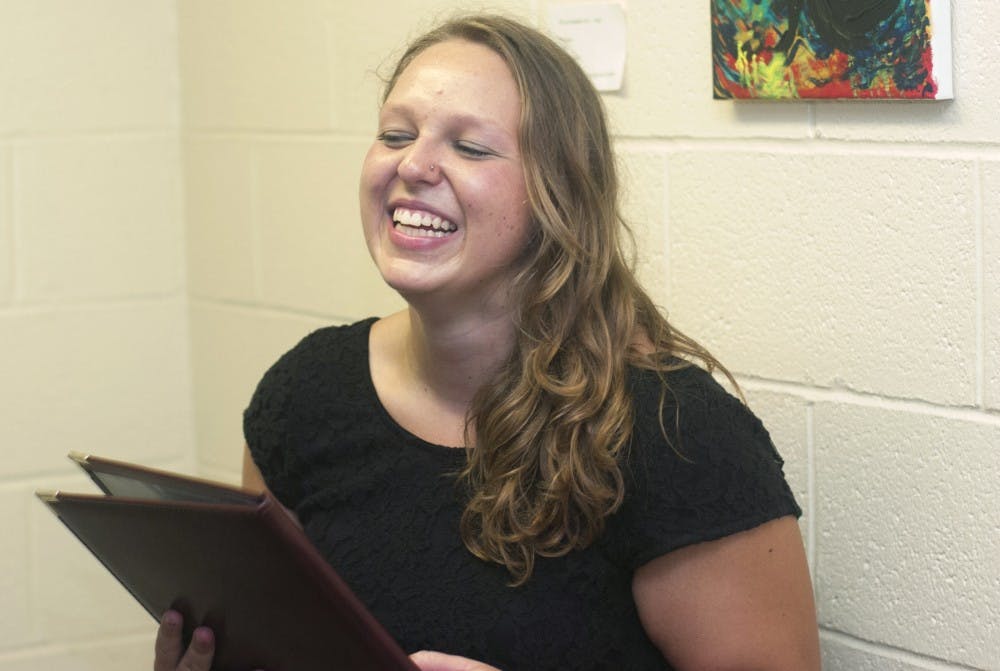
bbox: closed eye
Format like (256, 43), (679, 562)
(377, 131), (414, 148)
(454, 141), (495, 159)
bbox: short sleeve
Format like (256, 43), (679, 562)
(242, 333), (316, 508)
(243, 318), (380, 510)
(604, 365), (801, 571)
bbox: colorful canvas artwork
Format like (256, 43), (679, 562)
(712, 0), (953, 100)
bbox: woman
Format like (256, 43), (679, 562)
(155, 14), (819, 671)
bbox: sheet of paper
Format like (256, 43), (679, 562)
(546, 3), (626, 92)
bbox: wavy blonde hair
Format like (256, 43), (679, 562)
(383, 15), (735, 585)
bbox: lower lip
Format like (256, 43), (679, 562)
(387, 221), (458, 250)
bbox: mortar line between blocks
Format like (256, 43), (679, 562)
(9, 144), (24, 305)
(249, 144), (264, 303)
(0, 628), (157, 662)
(973, 159), (985, 408)
(187, 293), (358, 328)
(27, 474), (40, 643)
(0, 292), (186, 317)
(732, 375), (1000, 426)
(662, 154), (671, 307)
(819, 628), (985, 671)
(2, 128), (179, 143)
(324, 19), (337, 131)
(613, 135), (1000, 162)
(3, 144), (14, 303)
(805, 404), (816, 580)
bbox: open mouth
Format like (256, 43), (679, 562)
(392, 207), (458, 238)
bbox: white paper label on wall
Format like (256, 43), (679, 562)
(546, 2), (626, 92)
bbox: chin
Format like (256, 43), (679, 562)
(376, 269), (438, 300)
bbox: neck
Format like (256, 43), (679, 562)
(401, 304), (517, 408)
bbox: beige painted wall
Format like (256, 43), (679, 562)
(0, 0), (194, 667)
(1, 0), (997, 669)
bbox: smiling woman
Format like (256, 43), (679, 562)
(359, 38), (532, 315)
(155, 13), (819, 671)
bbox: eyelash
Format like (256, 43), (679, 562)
(377, 131), (413, 147)
(454, 142), (492, 159)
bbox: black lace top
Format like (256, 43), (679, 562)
(244, 318), (800, 670)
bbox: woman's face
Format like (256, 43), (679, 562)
(359, 39), (532, 314)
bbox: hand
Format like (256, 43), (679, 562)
(152, 610), (230, 671)
(409, 650), (502, 671)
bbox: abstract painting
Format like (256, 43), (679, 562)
(712, 0), (953, 100)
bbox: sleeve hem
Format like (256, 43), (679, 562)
(629, 502), (803, 570)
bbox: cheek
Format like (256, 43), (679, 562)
(359, 169), (387, 245)
(359, 151), (394, 228)
(466, 169), (530, 225)
(359, 147), (393, 197)
(503, 185), (533, 244)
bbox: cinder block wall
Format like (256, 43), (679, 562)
(0, 1), (195, 668)
(2, 0), (996, 669)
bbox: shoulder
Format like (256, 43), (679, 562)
(628, 363), (773, 463)
(244, 317), (377, 443)
(242, 317), (378, 504)
(608, 363), (800, 568)
(252, 318), (376, 395)
(273, 317), (376, 373)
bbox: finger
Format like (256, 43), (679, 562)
(153, 610), (184, 671)
(410, 650), (501, 671)
(176, 626), (215, 671)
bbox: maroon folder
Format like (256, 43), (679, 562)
(37, 452), (419, 671)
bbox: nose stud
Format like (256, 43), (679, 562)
(429, 164), (437, 172)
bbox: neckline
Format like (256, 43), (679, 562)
(360, 317), (468, 455)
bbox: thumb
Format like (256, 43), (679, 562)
(409, 650), (502, 671)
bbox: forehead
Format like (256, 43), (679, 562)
(384, 39), (521, 124)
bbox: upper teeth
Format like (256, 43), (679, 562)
(393, 207), (457, 232)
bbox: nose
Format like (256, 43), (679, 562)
(397, 140), (443, 184)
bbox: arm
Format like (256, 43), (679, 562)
(243, 443), (303, 528)
(632, 516), (820, 671)
(242, 442), (269, 491)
